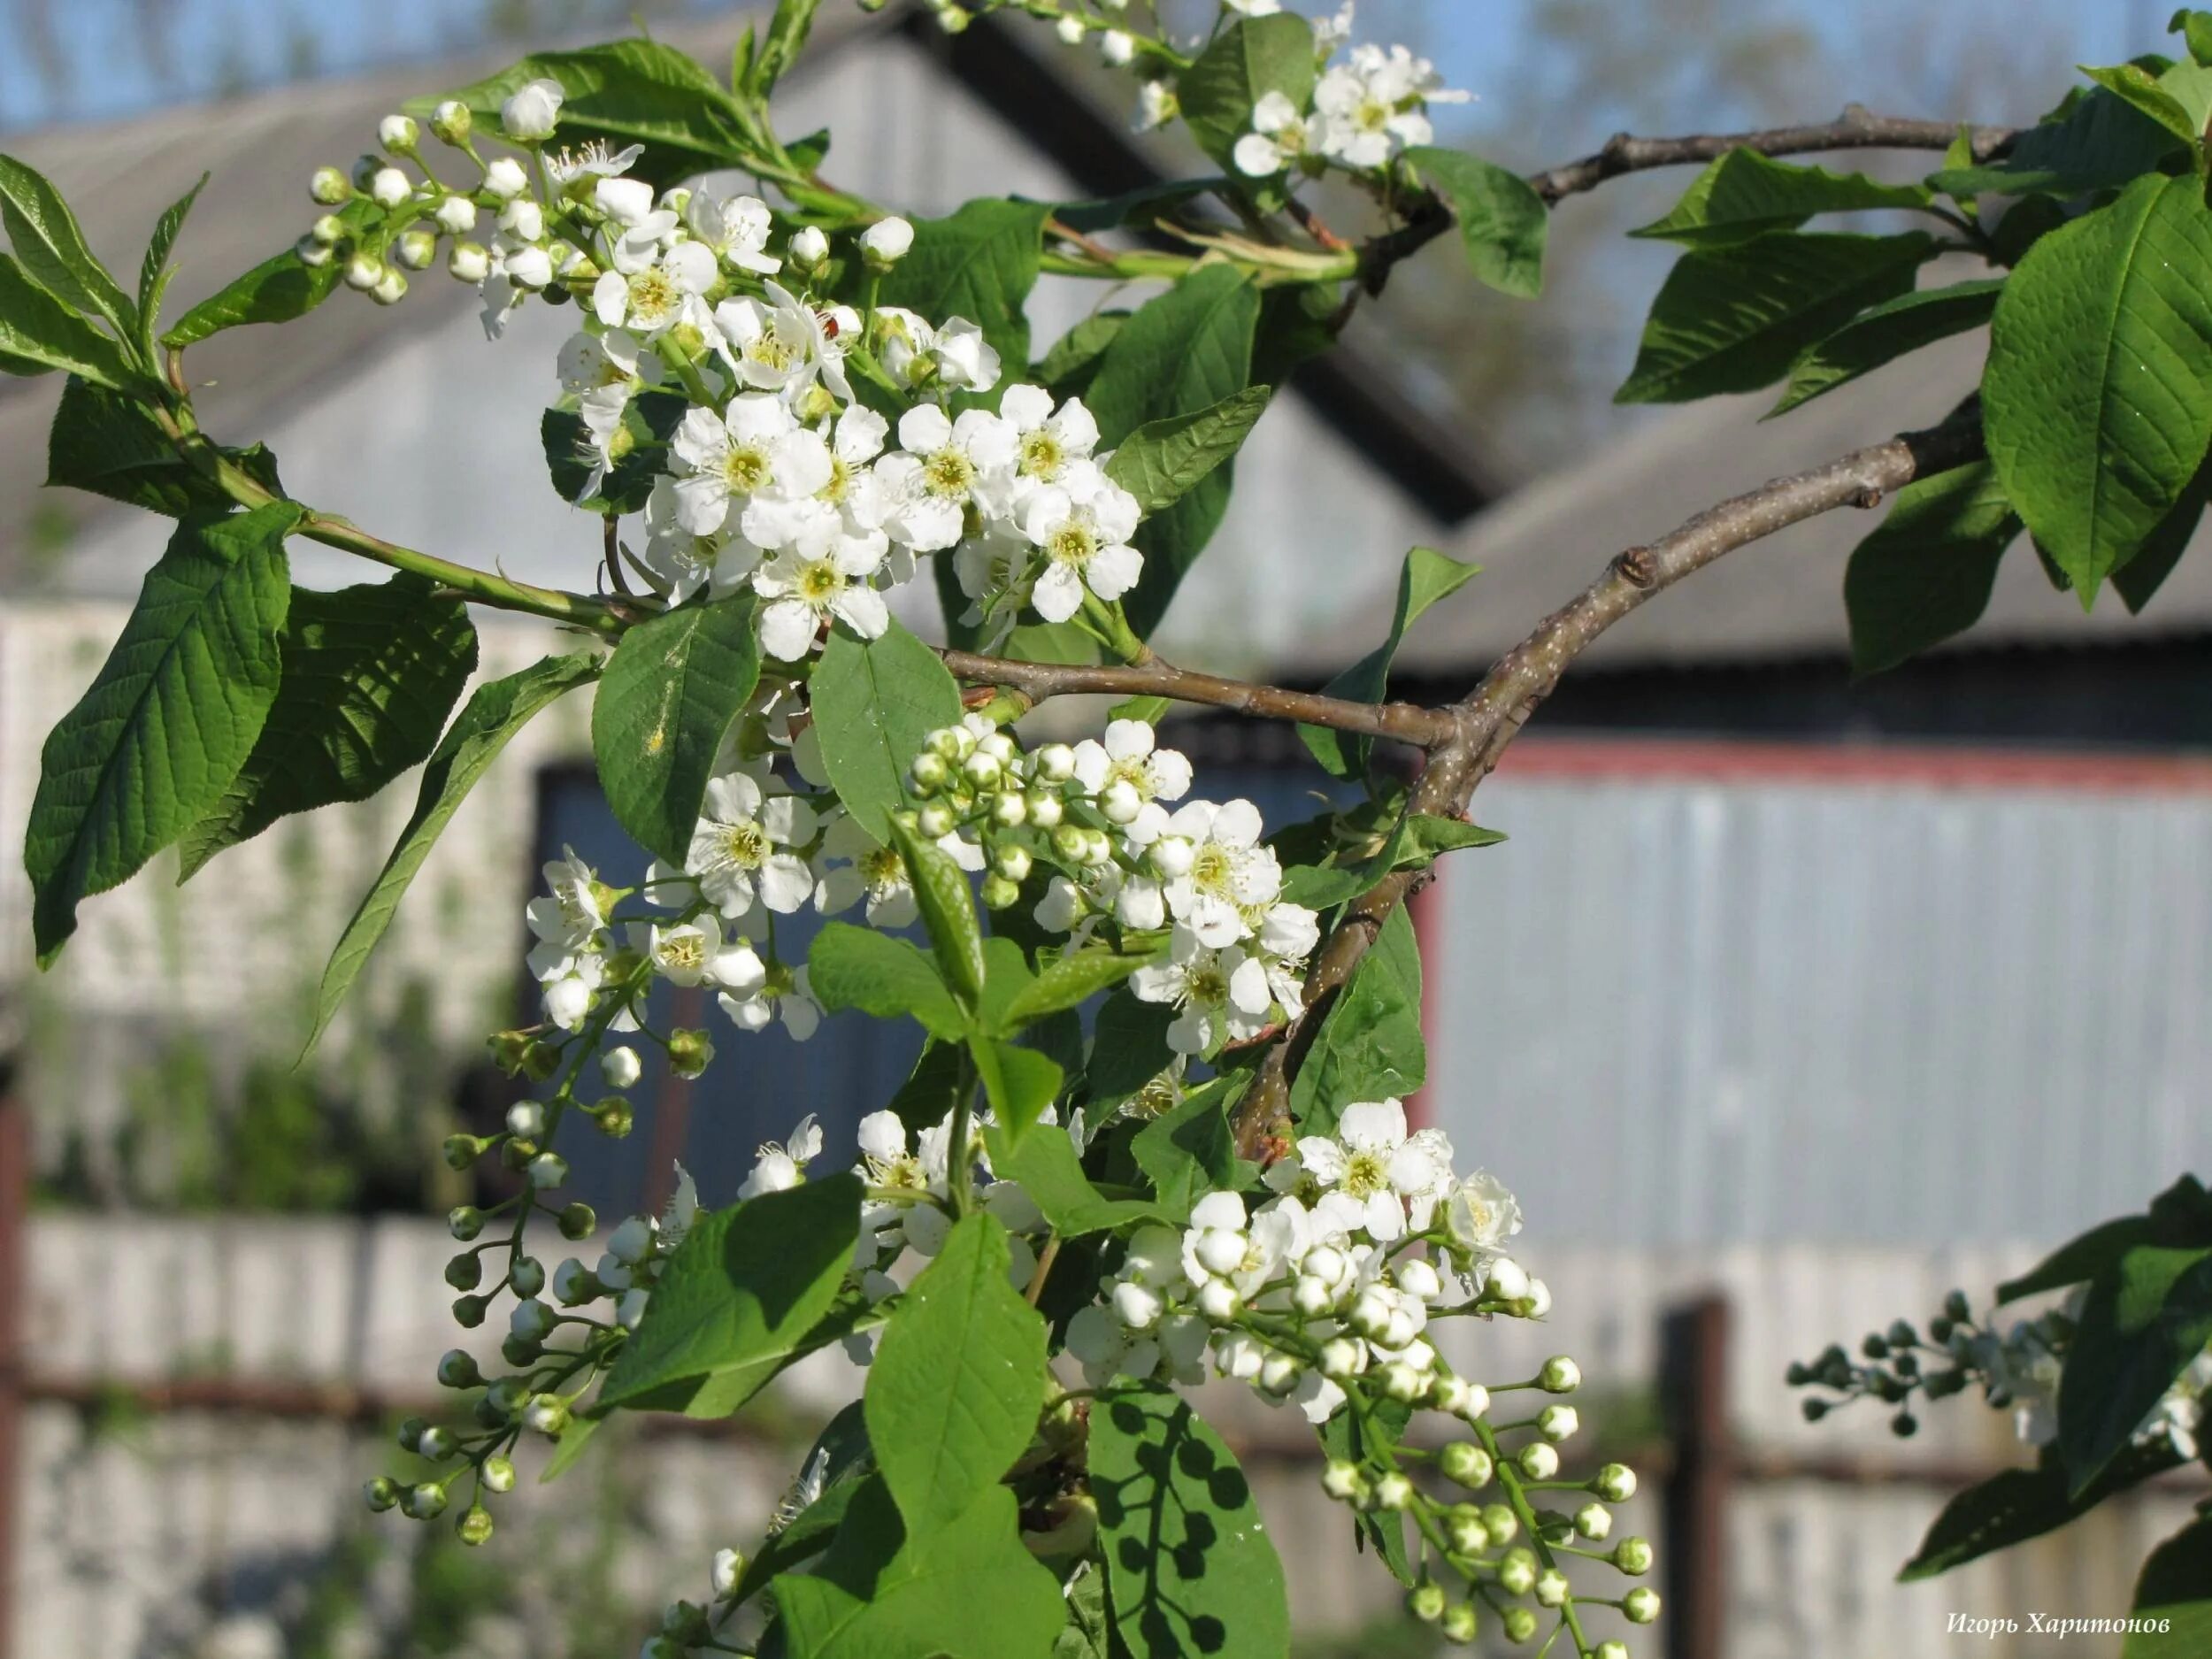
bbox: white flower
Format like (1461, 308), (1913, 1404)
(878, 405), (1017, 552)
(501, 78), (565, 141)
(526, 847), (604, 979)
(1135, 80), (1179, 133)
(1314, 44), (1469, 169)
(1023, 463), (1143, 623)
(815, 818), (918, 928)
(1066, 1303), (1161, 1389)
(1160, 799), (1280, 948)
(1294, 1099), (1436, 1242)
(482, 156), (530, 199)
(603, 1046), (642, 1089)
(932, 318), (1002, 393)
(715, 280), (850, 402)
(789, 225), (830, 269)
(1225, 0), (1282, 12)
(637, 916), (764, 992)
(670, 396), (831, 537)
(591, 236), (717, 338)
(1445, 1168), (1523, 1257)
(1234, 90), (1318, 177)
(1131, 941), (1273, 1054)
(752, 514), (890, 659)
(738, 1114), (824, 1198)
(999, 384), (1100, 497)
(686, 770), (820, 918)
(639, 478), (763, 603)
(860, 216), (915, 262)
(545, 139), (644, 192)
(663, 1163), (701, 1249)
(718, 963), (823, 1040)
(687, 186), (781, 275)
(542, 959), (603, 1031)
(1071, 719), (1192, 841)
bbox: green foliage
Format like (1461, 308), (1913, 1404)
(998, 946), (1156, 1028)
(2081, 60), (2212, 147)
(2125, 1513), (2212, 1655)
(971, 1037), (1065, 1142)
(1089, 1384), (1292, 1658)
(890, 816), (987, 1009)
(1617, 231), (1937, 403)
(879, 199), (1052, 401)
(1103, 386), (1274, 516)
(306, 652), (600, 1052)
(809, 621), (964, 841)
(1131, 1078), (1240, 1222)
(598, 1174), (863, 1415)
(1402, 146), (1548, 297)
(1770, 280), (2002, 416)
(1177, 15), (1318, 182)
(1037, 311), (1130, 399)
(0, 252), (135, 387)
(1085, 265), (1262, 635)
(178, 575), (479, 875)
(1900, 1436), (2183, 1580)
(136, 173), (205, 341)
(25, 503), (297, 964)
(985, 1124), (1164, 1235)
(1844, 462), (2021, 676)
(591, 592), (762, 865)
(0, 151), (135, 340)
(164, 202), (373, 347)
(45, 374), (283, 518)
(415, 39), (758, 190)
(1632, 149), (1932, 246)
(1086, 988), (1179, 1103)
(1319, 1397), (1417, 1585)
(2058, 1241), (2212, 1494)
(810, 922), (968, 1040)
(866, 1212), (1048, 1529)
(1288, 906), (1425, 1133)
(1985, 172), (2212, 597)
(1932, 86), (2185, 199)
(541, 390), (687, 513)
(1300, 546), (1478, 780)
(771, 1479), (1066, 1659)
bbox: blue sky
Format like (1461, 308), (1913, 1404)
(0, 0), (2173, 134)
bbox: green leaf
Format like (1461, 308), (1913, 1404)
(1899, 1436), (2182, 1580)
(1300, 547), (1478, 780)
(1845, 462), (2022, 676)
(729, 1403), (872, 1598)
(25, 503), (297, 964)
(1038, 311), (1129, 400)
(1932, 86), (2186, 199)
(2002, 1217), (2161, 1304)
(1178, 16), (1318, 180)
(1090, 1384), (1292, 1659)
(1050, 180), (1223, 235)
(995, 947), (1158, 1033)
(1085, 265), (1262, 637)
(45, 374), (282, 518)
(138, 173), (207, 336)
(887, 1041), (974, 1133)
(161, 203), (373, 348)
(984, 1125), (1164, 1236)
(1402, 145), (1548, 296)
(2124, 1513), (2212, 1655)
(305, 652), (599, 1051)
(1632, 149), (1933, 247)
(866, 1212), (1048, 1529)
(541, 389), (687, 514)
(0, 253), (135, 387)
(178, 575), (478, 876)
(745, 0), (824, 96)
(810, 620), (964, 841)
(0, 152), (134, 338)
(536, 1411), (601, 1484)
(971, 1035), (1064, 1144)
(772, 1479), (1065, 1659)
(2058, 1241), (2212, 1494)
(591, 594), (761, 866)
(889, 817), (987, 1010)
(1318, 1397), (1417, 1585)
(1771, 279), (2003, 416)
(2083, 61), (2208, 146)
(1087, 989), (1179, 1102)
(2115, 458), (2212, 611)
(1987, 172), (2212, 595)
(879, 198), (1051, 400)
(1617, 231), (1938, 404)
(599, 1174), (863, 1414)
(2179, 9), (2212, 69)
(413, 40), (757, 191)
(809, 922), (967, 1041)
(1131, 1078), (1240, 1223)
(1103, 386), (1273, 517)
(1289, 906), (1424, 1134)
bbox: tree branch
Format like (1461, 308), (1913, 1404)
(1525, 105), (2016, 204)
(940, 649), (1455, 747)
(1230, 411), (1989, 1155)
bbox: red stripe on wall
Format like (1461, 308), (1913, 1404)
(1494, 735), (2212, 795)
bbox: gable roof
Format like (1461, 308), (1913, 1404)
(0, 3), (1501, 594)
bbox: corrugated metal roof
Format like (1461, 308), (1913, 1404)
(1425, 749), (2212, 1246)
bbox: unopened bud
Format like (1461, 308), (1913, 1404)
(402, 1481), (449, 1520)
(593, 1094), (635, 1137)
(1496, 1547), (1537, 1597)
(860, 215), (915, 267)
(917, 802), (956, 839)
(450, 1293), (489, 1328)
(510, 1256), (546, 1299)
(448, 1205), (485, 1241)
(710, 1546), (745, 1599)
(343, 253), (384, 292)
(444, 1252), (484, 1291)
(371, 266), (408, 306)
(1025, 790), (1064, 829)
(527, 1151), (570, 1189)
(1538, 1403), (1578, 1442)
(1575, 1500), (1612, 1540)
(457, 1503), (495, 1546)
(449, 241), (490, 282)
(522, 1393), (570, 1435)
(667, 1029), (712, 1079)
(378, 113), (419, 153)
(559, 1202), (596, 1240)
(1624, 1586), (1662, 1624)
(481, 1454), (517, 1494)
(369, 166), (412, 209)
(1319, 1459), (1363, 1502)
(1501, 1607), (1538, 1645)
(436, 1348), (483, 1389)
(1540, 1355), (1581, 1393)
(1370, 1472), (1413, 1512)
(788, 224), (830, 273)
(364, 1476), (399, 1512)
(1408, 1582), (1447, 1623)
(1517, 1441), (1560, 1481)
(910, 751), (949, 793)
(1439, 1441), (1493, 1489)
(1613, 1535), (1655, 1576)
(310, 165), (350, 204)
(1440, 1601), (1479, 1645)
(981, 874), (1021, 910)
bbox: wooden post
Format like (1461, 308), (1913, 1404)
(0, 1072), (26, 1659)
(1659, 1293), (1732, 1659)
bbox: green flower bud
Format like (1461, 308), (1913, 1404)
(1533, 1568), (1568, 1608)
(436, 1348), (483, 1389)
(1539, 1355), (1581, 1393)
(1408, 1582), (1447, 1623)
(310, 165), (351, 204)
(379, 113), (421, 154)
(501, 1333), (541, 1368)
(1497, 1547), (1537, 1596)
(1440, 1441), (1494, 1489)
(1612, 1535), (1655, 1576)
(1624, 1586), (1661, 1624)
(521, 1040), (562, 1081)
(917, 802), (956, 839)
(395, 229), (437, 271)
(594, 1095), (635, 1137)
(396, 1416), (428, 1453)
(1574, 1500), (1611, 1540)
(482, 1455), (517, 1494)
(363, 1475), (399, 1512)
(486, 1377), (531, 1417)
(510, 1256), (546, 1298)
(1445, 1503), (1489, 1555)
(456, 1503), (495, 1547)
(1887, 1319), (1918, 1348)
(1785, 1359), (1810, 1386)
(559, 1202), (597, 1240)
(1862, 1333), (1889, 1360)
(430, 99), (472, 144)
(1943, 1289), (1972, 1323)
(1517, 1441), (1559, 1480)
(1501, 1606), (1538, 1645)
(402, 1481), (449, 1521)
(1891, 1410), (1918, 1438)
(1538, 1403), (1578, 1442)
(910, 751), (949, 794)
(1369, 1472), (1413, 1511)
(981, 874), (1021, 910)
(1595, 1644), (1630, 1659)
(448, 1206), (485, 1241)
(1440, 1601), (1479, 1645)
(668, 1028), (713, 1079)
(442, 1133), (487, 1171)
(1480, 1503), (1517, 1545)
(450, 1293), (489, 1328)
(1593, 1463), (1638, 1502)
(444, 1251), (483, 1291)
(1801, 1396), (1829, 1423)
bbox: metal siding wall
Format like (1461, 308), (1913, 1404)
(1431, 775), (2212, 1247)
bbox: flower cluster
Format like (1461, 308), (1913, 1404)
(1790, 1287), (2212, 1459)
(1234, 31), (1469, 180)
(297, 80), (1150, 661)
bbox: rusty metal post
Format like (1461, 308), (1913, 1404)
(0, 1074), (26, 1659)
(1659, 1293), (1732, 1659)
